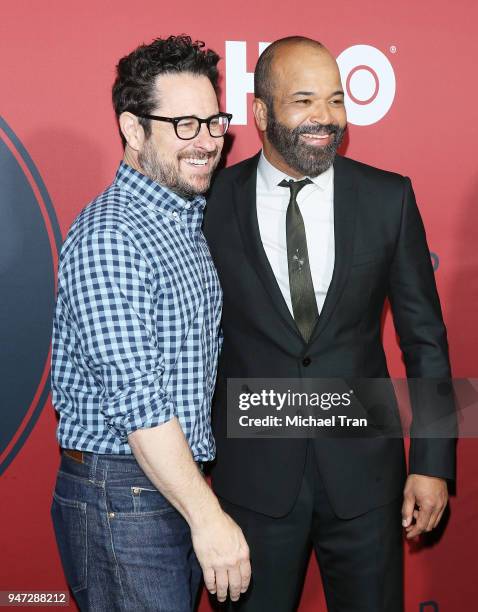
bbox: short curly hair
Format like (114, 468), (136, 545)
(112, 35), (220, 145)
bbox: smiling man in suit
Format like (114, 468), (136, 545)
(203, 36), (455, 611)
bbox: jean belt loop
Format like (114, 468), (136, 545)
(89, 453), (99, 484)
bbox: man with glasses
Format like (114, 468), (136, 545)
(51, 35), (250, 611)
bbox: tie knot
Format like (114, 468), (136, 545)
(278, 178), (312, 200)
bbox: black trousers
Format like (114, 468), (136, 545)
(219, 443), (403, 612)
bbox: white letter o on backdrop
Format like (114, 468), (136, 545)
(337, 45), (396, 126)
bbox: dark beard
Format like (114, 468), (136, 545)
(266, 107), (346, 177)
(138, 139), (219, 199)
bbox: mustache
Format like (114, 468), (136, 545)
(178, 149), (219, 160)
(294, 124), (342, 136)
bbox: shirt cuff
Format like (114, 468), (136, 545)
(105, 398), (177, 443)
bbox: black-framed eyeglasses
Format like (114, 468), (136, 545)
(135, 112), (233, 140)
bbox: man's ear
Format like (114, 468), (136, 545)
(119, 112), (145, 151)
(252, 98), (268, 133)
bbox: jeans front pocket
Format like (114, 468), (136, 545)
(130, 485), (176, 514)
(106, 474), (175, 517)
(51, 492), (88, 593)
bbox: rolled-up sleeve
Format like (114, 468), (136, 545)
(63, 229), (176, 441)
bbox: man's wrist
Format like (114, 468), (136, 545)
(407, 473), (447, 482)
(187, 492), (223, 532)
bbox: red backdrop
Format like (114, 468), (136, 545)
(1, 1), (477, 610)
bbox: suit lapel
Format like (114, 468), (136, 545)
(309, 155), (358, 343)
(232, 153), (358, 344)
(233, 154), (300, 337)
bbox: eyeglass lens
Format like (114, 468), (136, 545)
(176, 115), (229, 139)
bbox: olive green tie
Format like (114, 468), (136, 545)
(279, 178), (318, 342)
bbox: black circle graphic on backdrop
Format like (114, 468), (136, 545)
(0, 117), (62, 475)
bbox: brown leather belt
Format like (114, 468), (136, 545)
(63, 448), (204, 472)
(63, 449), (85, 463)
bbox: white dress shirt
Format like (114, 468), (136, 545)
(256, 151), (335, 315)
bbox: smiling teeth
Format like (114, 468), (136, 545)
(185, 158), (208, 165)
(303, 134), (329, 139)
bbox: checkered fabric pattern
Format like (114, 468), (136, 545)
(51, 162), (222, 460)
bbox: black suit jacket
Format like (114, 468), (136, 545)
(204, 153), (456, 519)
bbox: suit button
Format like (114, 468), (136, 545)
(302, 357), (311, 367)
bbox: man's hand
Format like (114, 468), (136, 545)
(191, 509), (251, 602)
(402, 474), (448, 539)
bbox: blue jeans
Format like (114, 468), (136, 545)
(51, 451), (201, 611)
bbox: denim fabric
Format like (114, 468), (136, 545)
(51, 451), (201, 611)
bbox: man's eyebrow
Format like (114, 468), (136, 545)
(290, 91), (315, 96)
(289, 90), (345, 97)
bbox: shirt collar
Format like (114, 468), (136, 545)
(257, 150), (333, 192)
(114, 161), (206, 214)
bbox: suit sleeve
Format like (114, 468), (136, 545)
(387, 177), (457, 480)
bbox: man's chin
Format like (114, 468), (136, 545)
(192, 167), (218, 187)
(172, 175), (213, 198)
(286, 157), (334, 178)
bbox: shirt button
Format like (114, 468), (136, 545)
(184, 203), (191, 210)
(172, 211), (179, 219)
(302, 357), (311, 367)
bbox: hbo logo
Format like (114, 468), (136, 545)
(226, 42), (396, 127)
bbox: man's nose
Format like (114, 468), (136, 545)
(309, 102), (334, 126)
(193, 122), (217, 152)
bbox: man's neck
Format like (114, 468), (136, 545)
(123, 147), (143, 174)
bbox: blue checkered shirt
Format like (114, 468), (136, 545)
(51, 162), (222, 460)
